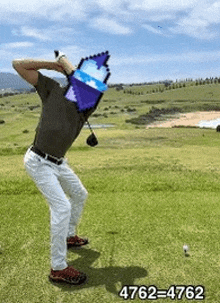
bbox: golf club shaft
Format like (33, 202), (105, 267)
(87, 120), (94, 134)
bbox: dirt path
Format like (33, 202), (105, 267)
(146, 111), (220, 128)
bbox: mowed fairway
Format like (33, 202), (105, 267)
(0, 127), (220, 302)
(0, 85), (220, 302)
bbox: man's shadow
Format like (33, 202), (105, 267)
(50, 247), (148, 295)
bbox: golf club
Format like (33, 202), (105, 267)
(86, 120), (98, 147)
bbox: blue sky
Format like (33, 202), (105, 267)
(1, 0), (220, 84)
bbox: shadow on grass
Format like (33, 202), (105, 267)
(49, 248), (148, 295)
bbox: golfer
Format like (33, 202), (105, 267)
(12, 52), (93, 285)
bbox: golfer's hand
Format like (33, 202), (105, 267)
(55, 52), (76, 75)
(54, 50), (66, 61)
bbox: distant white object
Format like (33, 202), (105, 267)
(183, 244), (189, 253)
(197, 118), (220, 129)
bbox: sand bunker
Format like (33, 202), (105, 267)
(146, 111), (220, 129)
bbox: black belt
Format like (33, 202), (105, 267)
(31, 146), (63, 165)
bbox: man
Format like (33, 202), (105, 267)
(12, 52), (94, 285)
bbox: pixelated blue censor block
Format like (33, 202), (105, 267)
(65, 51), (111, 112)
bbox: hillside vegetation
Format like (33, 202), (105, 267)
(0, 80), (220, 154)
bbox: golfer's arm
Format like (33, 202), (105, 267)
(12, 59), (64, 86)
(58, 56), (77, 75)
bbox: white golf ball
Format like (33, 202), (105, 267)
(183, 244), (189, 253)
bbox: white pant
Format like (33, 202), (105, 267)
(24, 147), (88, 270)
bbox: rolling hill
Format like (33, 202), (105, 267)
(0, 72), (67, 90)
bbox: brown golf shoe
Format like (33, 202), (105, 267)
(67, 235), (89, 248)
(49, 266), (87, 285)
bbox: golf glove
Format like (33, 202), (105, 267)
(54, 50), (66, 61)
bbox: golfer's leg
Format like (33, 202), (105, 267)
(40, 175), (71, 270)
(59, 163), (88, 237)
(24, 152), (71, 270)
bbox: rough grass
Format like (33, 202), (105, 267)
(1, 84), (220, 302)
(1, 128), (220, 302)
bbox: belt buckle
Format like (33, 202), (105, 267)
(48, 153), (62, 165)
(44, 154), (49, 160)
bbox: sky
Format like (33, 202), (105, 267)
(1, 0), (220, 84)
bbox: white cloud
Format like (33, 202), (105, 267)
(0, 0), (89, 23)
(0, 0), (219, 40)
(13, 27), (51, 41)
(89, 16), (132, 35)
(1, 42), (34, 49)
(168, 1), (220, 39)
(0, 0), (218, 26)
(170, 22), (217, 40)
(112, 50), (220, 66)
(46, 1), (89, 22)
(2, 0), (199, 17)
(12, 26), (78, 42)
(127, 0), (200, 12)
(92, 0), (220, 40)
(109, 49), (220, 83)
(58, 45), (90, 64)
(93, 0), (123, 10)
(147, 13), (177, 22)
(190, 1), (220, 24)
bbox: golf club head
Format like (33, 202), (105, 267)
(86, 133), (98, 147)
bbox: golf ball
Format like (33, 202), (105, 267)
(183, 244), (189, 253)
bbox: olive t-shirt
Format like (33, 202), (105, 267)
(33, 72), (93, 158)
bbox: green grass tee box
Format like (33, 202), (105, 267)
(1, 84), (220, 302)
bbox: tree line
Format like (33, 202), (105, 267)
(122, 77), (220, 95)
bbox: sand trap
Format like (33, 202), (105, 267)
(146, 111), (220, 129)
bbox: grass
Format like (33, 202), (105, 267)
(1, 83), (220, 302)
